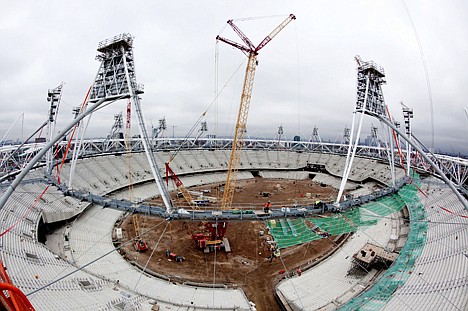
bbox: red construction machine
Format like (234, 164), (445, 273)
(192, 221), (231, 253)
(132, 215), (148, 252)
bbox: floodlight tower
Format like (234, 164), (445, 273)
(109, 113), (124, 139)
(70, 34), (173, 213)
(104, 113), (124, 151)
(194, 121), (208, 144)
(334, 57), (467, 210)
(72, 107), (81, 119)
(402, 103), (414, 177)
(343, 126), (350, 144)
(311, 126), (330, 152)
(45, 84), (64, 175)
(153, 117), (167, 139)
(200, 121), (208, 134)
(369, 124), (384, 157)
(276, 124), (284, 148)
(336, 56), (387, 204)
(311, 126), (320, 143)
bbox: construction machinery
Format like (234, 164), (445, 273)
(217, 14), (296, 210)
(165, 163), (197, 208)
(132, 214), (148, 252)
(192, 221), (231, 253)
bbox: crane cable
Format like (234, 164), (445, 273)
(167, 58), (246, 164)
(133, 221), (169, 291)
(231, 14), (290, 23)
(0, 88), (92, 238)
(401, 0), (435, 152)
(26, 219), (168, 296)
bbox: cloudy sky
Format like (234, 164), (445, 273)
(1, 0), (467, 154)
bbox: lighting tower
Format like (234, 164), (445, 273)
(70, 34), (173, 213)
(104, 113), (124, 151)
(217, 14), (296, 210)
(336, 56), (387, 204)
(334, 57), (467, 210)
(369, 124), (384, 157)
(343, 126), (351, 144)
(311, 126), (320, 143)
(311, 125), (330, 152)
(402, 103), (414, 177)
(200, 121), (208, 133)
(338, 125), (351, 153)
(153, 117), (166, 139)
(46, 83), (64, 175)
(276, 124), (284, 148)
(72, 107), (81, 119)
(109, 113), (124, 140)
(194, 121), (208, 144)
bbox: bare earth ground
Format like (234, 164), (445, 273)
(118, 177), (339, 311)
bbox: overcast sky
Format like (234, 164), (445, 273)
(1, 0), (467, 154)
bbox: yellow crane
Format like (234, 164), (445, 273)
(132, 214), (148, 252)
(217, 14), (296, 210)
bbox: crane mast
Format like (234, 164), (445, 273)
(217, 14), (295, 210)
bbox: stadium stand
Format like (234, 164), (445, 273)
(68, 204), (251, 310)
(6, 149), (463, 311)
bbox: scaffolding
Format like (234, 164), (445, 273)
(338, 183), (427, 310)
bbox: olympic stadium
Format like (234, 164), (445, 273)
(1, 23), (467, 311)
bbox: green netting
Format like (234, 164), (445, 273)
(266, 218), (322, 249)
(310, 215), (358, 236)
(342, 207), (379, 228)
(266, 184), (422, 252)
(337, 184), (427, 311)
(266, 183), (428, 310)
(363, 194), (406, 217)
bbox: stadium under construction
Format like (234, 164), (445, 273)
(0, 22), (467, 311)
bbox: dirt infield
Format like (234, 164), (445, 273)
(118, 177), (339, 311)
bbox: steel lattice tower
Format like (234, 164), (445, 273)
(45, 84), (63, 175)
(70, 34), (173, 212)
(311, 126), (330, 152)
(402, 103), (414, 177)
(334, 57), (467, 209)
(336, 56), (389, 204)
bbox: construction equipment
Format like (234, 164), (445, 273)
(217, 14), (296, 210)
(165, 163), (197, 208)
(165, 250), (185, 262)
(132, 214), (148, 252)
(192, 221), (230, 253)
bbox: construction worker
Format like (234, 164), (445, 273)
(269, 246), (280, 262)
(264, 200), (272, 213)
